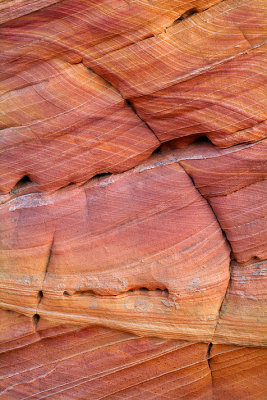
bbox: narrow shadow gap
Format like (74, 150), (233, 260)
(10, 175), (33, 194)
(207, 342), (214, 395)
(32, 314), (40, 328)
(62, 287), (169, 297)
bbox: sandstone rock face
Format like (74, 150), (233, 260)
(0, 0), (266, 399)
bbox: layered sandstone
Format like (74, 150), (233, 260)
(0, 0), (266, 398)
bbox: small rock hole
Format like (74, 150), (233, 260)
(179, 7), (198, 21)
(152, 146), (161, 155)
(139, 287), (149, 292)
(11, 175), (33, 193)
(32, 314), (40, 326)
(63, 291), (70, 296)
(94, 172), (112, 180)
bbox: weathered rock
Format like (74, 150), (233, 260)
(180, 140), (267, 197)
(0, 154), (230, 341)
(0, 58), (158, 194)
(0, 317), (266, 399)
(214, 260), (267, 346)
(210, 181), (267, 263)
(0, 0), (266, 398)
(91, 0), (267, 147)
(181, 140), (267, 262)
(131, 45), (267, 147)
(210, 344), (267, 400)
(0, 319), (213, 400)
(0, 309), (36, 353)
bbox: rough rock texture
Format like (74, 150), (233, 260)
(1, 152), (231, 341)
(0, 0), (266, 398)
(0, 314), (266, 399)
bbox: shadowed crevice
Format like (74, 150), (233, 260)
(125, 99), (161, 142)
(207, 342), (214, 396)
(2, 137), (265, 205)
(75, 61), (161, 145)
(45, 236), (54, 280)
(10, 175), (34, 194)
(178, 163), (232, 338)
(32, 313), (40, 328)
(165, 7), (198, 31)
(36, 234), (55, 313)
(178, 163), (233, 254)
(62, 287), (169, 298)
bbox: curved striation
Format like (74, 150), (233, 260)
(214, 260), (267, 346)
(180, 139), (267, 197)
(180, 140), (267, 262)
(210, 344), (267, 399)
(0, 0), (222, 66)
(0, 319), (212, 400)
(131, 45), (267, 147)
(0, 0), (266, 397)
(90, 0), (267, 146)
(0, 152), (230, 341)
(210, 181), (267, 262)
(0, 59), (158, 194)
(0, 316), (266, 399)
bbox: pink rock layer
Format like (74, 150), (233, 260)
(0, 151), (230, 341)
(0, 314), (266, 400)
(0, 0), (266, 398)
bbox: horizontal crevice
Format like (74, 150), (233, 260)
(2, 137), (265, 205)
(62, 287), (169, 298)
(167, 7), (198, 29)
(159, 135), (212, 152)
(92, 172), (112, 181)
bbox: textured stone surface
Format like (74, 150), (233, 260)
(210, 344), (267, 400)
(0, 320), (212, 400)
(0, 153), (230, 341)
(213, 260), (267, 346)
(180, 140), (267, 262)
(0, 318), (266, 399)
(0, 59), (158, 194)
(0, 0), (266, 398)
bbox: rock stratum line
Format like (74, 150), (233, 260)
(0, 0), (266, 398)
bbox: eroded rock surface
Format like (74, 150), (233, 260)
(0, 0), (266, 398)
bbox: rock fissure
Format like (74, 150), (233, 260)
(207, 342), (214, 395)
(125, 98), (161, 142)
(36, 234), (55, 314)
(178, 162), (232, 337)
(2, 136), (265, 204)
(62, 287), (169, 298)
(88, 0), (226, 59)
(0, 0), (266, 397)
(178, 163), (233, 254)
(80, 61), (161, 144)
(130, 39), (266, 100)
